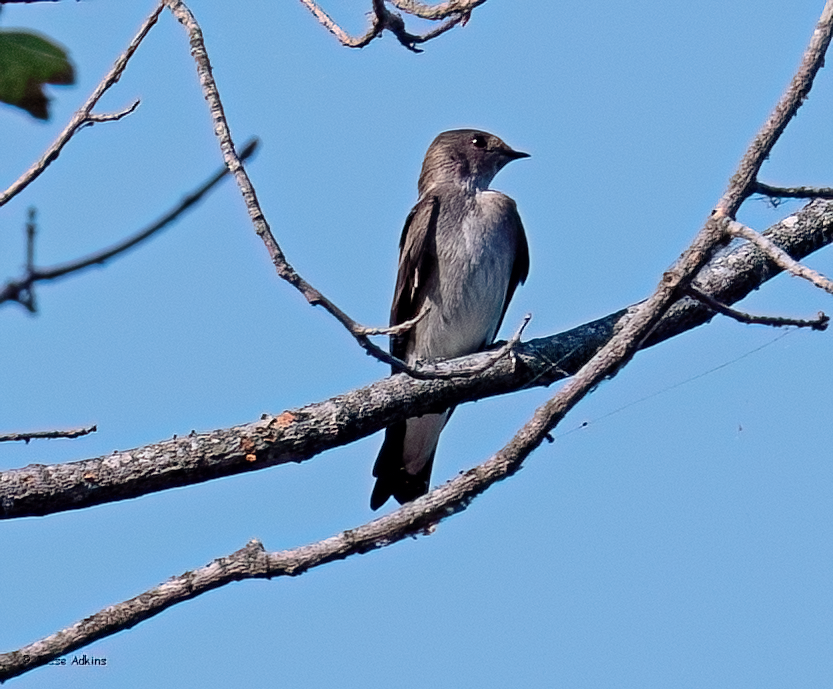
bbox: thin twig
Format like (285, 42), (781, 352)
(0, 426), (97, 444)
(407, 14), (469, 44)
(298, 0), (482, 52)
(728, 219), (833, 295)
(719, 3), (833, 214)
(4, 2), (833, 680)
(755, 181), (833, 200)
(0, 3), (165, 207)
(84, 99), (141, 124)
(19, 208), (37, 312)
(296, 0), (382, 47)
(356, 304), (430, 336)
(163, 0), (492, 380)
(0, 138), (259, 309)
(686, 285), (828, 330)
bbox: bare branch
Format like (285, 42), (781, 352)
(0, 138), (259, 310)
(407, 15), (468, 45)
(84, 98), (141, 124)
(755, 181), (833, 200)
(296, 0), (383, 48)
(387, 0), (487, 20)
(0, 425), (97, 444)
(686, 285), (828, 330)
(16, 209), (38, 312)
(3, 3), (833, 679)
(298, 0), (484, 51)
(719, 3), (833, 213)
(356, 304), (430, 336)
(162, 0), (486, 379)
(3, 198), (832, 521)
(0, 3), (165, 207)
(728, 219), (833, 295)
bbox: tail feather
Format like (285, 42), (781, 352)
(370, 420), (436, 510)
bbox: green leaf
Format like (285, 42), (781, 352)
(0, 30), (75, 120)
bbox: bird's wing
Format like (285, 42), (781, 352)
(389, 194), (440, 361)
(495, 197), (529, 335)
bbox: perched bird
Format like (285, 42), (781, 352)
(370, 129), (530, 510)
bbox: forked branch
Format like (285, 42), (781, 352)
(165, 0), (515, 380)
(4, 0), (833, 681)
(298, 0), (486, 52)
(0, 2), (165, 207)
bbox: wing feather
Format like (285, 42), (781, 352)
(389, 195), (440, 362)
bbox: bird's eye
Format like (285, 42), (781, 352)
(471, 135), (487, 149)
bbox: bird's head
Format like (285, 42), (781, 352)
(418, 129), (529, 195)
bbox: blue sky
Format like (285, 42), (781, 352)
(2, 1), (833, 686)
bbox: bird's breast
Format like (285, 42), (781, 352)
(411, 191), (517, 361)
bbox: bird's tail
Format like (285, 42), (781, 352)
(370, 412), (450, 510)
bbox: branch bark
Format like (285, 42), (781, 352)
(4, 0), (833, 682)
(2, 198), (832, 521)
(4, 196), (833, 679)
(728, 219), (833, 295)
(0, 426), (97, 443)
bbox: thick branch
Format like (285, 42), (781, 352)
(2, 199), (831, 520)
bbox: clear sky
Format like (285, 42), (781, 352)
(2, 1), (833, 687)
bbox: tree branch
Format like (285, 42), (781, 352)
(3, 198), (832, 521)
(296, 0), (383, 48)
(0, 138), (259, 310)
(163, 0), (489, 379)
(728, 219), (833, 295)
(4, 1), (833, 680)
(685, 285), (828, 330)
(719, 2), (833, 214)
(83, 98), (141, 124)
(755, 181), (833, 200)
(0, 426), (97, 444)
(297, 0), (485, 52)
(0, 2), (165, 207)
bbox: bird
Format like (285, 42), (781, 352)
(370, 129), (530, 510)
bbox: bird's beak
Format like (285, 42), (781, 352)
(506, 148), (530, 160)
